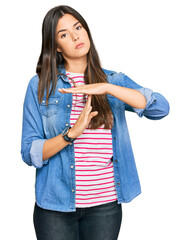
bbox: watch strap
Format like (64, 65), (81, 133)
(62, 127), (76, 145)
(63, 133), (76, 144)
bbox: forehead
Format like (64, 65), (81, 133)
(56, 14), (79, 30)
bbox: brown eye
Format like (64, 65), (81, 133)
(61, 33), (67, 38)
(76, 26), (82, 30)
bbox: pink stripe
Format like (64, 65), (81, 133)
(76, 166), (113, 171)
(76, 185), (115, 191)
(72, 103), (84, 105)
(72, 99), (85, 102)
(75, 140), (112, 145)
(75, 142), (112, 145)
(75, 158), (111, 161)
(73, 94), (84, 97)
(67, 75), (84, 79)
(72, 105), (84, 108)
(81, 132), (111, 135)
(76, 137), (112, 140)
(76, 180), (115, 187)
(71, 76), (84, 79)
(76, 164), (112, 167)
(75, 156), (111, 159)
(76, 194), (117, 201)
(70, 114), (81, 116)
(76, 171), (114, 177)
(107, 161), (112, 166)
(76, 160), (110, 164)
(74, 147), (113, 150)
(72, 97), (85, 100)
(75, 198), (117, 205)
(71, 102), (83, 105)
(71, 110), (82, 112)
(76, 176), (114, 182)
(72, 98), (84, 101)
(76, 190), (115, 196)
(75, 152), (111, 155)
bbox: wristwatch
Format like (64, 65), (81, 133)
(61, 127), (76, 145)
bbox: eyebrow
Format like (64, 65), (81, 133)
(57, 21), (80, 35)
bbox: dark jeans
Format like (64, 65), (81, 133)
(33, 200), (122, 240)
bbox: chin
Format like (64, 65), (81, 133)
(76, 48), (89, 57)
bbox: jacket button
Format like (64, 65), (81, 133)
(56, 100), (58, 103)
(117, 182), (120, 186)
(67, 105), (70, 107)
(72, 189), (75, 192)
(71, 165), (74, 169)
(66, 123), (69, 126)
(42, 100), (45, 103)
(113, 137), (116, 140)
(114, 160), (117, 163)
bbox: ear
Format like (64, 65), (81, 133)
(56, 45), (62, 53)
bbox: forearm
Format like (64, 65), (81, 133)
(42, 134), (70, 161)
(106, 83), (147, 109)
(42, 94), (97, 161)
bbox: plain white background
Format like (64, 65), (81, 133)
(0, 0), (189, 239)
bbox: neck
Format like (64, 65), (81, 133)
(64, 57), (87, 74)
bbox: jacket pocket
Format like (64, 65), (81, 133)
(40, 97), (61, 117)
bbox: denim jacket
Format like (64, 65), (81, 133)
(21, 66), (170, 212)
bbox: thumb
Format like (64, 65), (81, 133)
(89, 111), (98, 120)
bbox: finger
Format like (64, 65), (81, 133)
(82, 95), (91, 111)
(85, 105), (92, 116)
(58, 88), (75, 93)
(58, 88), (63, 93)
(88, 111), (98, 121)
(58, 88), (70, 93)
(86, 94), (92, 107)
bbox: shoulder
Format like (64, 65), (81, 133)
(102, 68), (142, 88)
(24, 74), (40, 100)
(27, 74), (39, 91)
(102, 67), (117, 75)
(102, 67), (120, 76)
(102, 67), (126, 82)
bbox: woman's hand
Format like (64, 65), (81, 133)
(58, 83), (109, 95)
(68, 95), (98, 139)
(60, 83), (146, 110)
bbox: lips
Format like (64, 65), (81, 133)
(75, 43), (84, 49)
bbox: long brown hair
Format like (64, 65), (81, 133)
(36, 5), (113, 129)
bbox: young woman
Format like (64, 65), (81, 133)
(21, 5), (170, 240)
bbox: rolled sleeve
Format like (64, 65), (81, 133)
(21, 75), (49, 168)
(114, 72), (170, 120)
(129, 87), (169, 120)
(30, 139), (49, 168)
(133, 87), (156, 118)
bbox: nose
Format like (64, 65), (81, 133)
(72, 32), (79, 41)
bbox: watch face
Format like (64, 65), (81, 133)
(61, 127), (69, 137)
(63, 134), (74, 143)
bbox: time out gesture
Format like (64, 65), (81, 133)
(58, 82), (147, 109)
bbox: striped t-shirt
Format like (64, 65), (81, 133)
(66, 71), (117, 208)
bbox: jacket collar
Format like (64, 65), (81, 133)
(102, 68), (116, 75)
(57, 64), (116, 82)
(57, 64), (69, 82)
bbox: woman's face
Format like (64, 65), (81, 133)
(56, 14), (91, 63)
